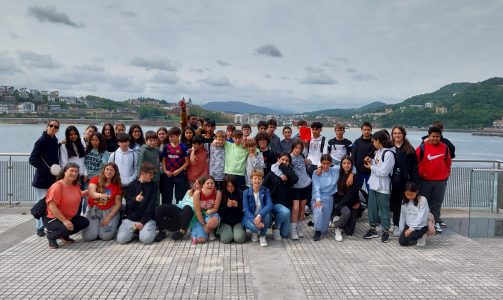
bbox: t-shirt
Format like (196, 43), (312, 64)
(224, 141), (248, 176)
(188, 148), (209, 183)
(87, 176), (122, 210)
(162, 143), (189, 172)
(199, 189), (217, 211)
(45, 181), (81, 220)
(85, 149), (110, 178)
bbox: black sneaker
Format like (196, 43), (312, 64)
(364, 229), (378, 239)
(36, 229), (45, 237)
(381, 231), (390, 243)
(48, 239), (59, 249)
(171, 231), (185, 241)
(313, 231), (321, 241)
(155, 231), (167, 242)
(307, 220), (314, 227)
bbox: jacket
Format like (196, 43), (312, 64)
(109, 148), (138, 186)
(242, 185), (273, 222)
(394, 145), (419, 185)
(218, 190), (243, 226)
(351, 135), (374, 174)
(262, 163), (299, 208)
(29, 131), (59, 189)
(368, 148), (395, 194)
(334, 174), (360, 215)
(138, 144), (160, 182)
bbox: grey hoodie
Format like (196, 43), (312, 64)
(109, 147), (138, 187)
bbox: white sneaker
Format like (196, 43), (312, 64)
(417, 235), (426, 247)
(272, 228), (281, 241)
(290, 228), (299, 240)
(297, 222), (304, 238)
(208, 231), (216, 241)
(333, 216), (340, 223)
(259, 236), (268, 247)
(251, 233), (259, 242)
(393, 227), (401, 237)
(328, 221), (334, 228)
(334, 228), (343, 242)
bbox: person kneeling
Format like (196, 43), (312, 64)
(117, 162), (157, 245)
(399, 182), (429, 247)
(192, 175), (221, 244)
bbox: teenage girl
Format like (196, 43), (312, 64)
(102, 123), (118, 153)
(289, 140), (311, 239)
(128, 124), (145, 154)
(399, 181), (430, 247)
(60, 126), (87, 180)
(217, 175), (245, 244)
(192, 175), (222, 244)
(181, 126), (195, 148)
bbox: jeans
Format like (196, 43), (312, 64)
(191, 213), (221, 239)
(42, 215), (89, 241)
(419, 179), (447, 223)
(334, 206), (358, 236)
(272, 204), (291, 238)
(368, 190), (391, 231)
(242, 213), (271, 237)
(34, 188), (48, 231)
(358, 173), (370, 192)
(117, 219), (157, 244)
(312, 195), (334, 234)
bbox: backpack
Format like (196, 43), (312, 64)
(419, 143), (449, 162)
(382, 149), (402, 186)
(31, 196), (47, 220)
(327, 138), (351, 157)
(307, 136), (326, 154)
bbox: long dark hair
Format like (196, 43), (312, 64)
(222, 175), (240, 203)
(391, 125), (415, 155)
(128, 124), (145, 148)
(86, 132), (107, 154)
(181, 126), (195, 147)
(64, 126), (85, 158)
(101, 123), (116, 140)
(372, 130), (394, 148)
(337, 155), (353, 195)
(402, 181), (420, 206)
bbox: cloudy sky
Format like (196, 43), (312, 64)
(1, 1), (502, 112)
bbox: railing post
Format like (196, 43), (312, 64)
(7, 155), (13, 206)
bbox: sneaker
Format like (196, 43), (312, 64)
(155, 231), (167, 242)
(272, 228), (281, 241)
(417, 235), (426, 247)
(364, 229), (378, 239)
(251, 233), (259, 242)
(290, 228), (299, 240)
(328, 221), (334, 228)
(440, 222), (447, 228)
(36, 229), (45, 237)
(259, 236), (268, 247)
(48, 239), (58, 249)
(393, 227), (401, 237)
(313, 231), (321, 241)
(334, 228), (343, 242)
(209, 231), (216, 241)
(435, 223), (443, 233)
(171, 231), (184, 241)
(333, 216), (340, 223)
(307, 220), (314, 227)
(381, 231), (390, 243)
(297, 223), (304, 238)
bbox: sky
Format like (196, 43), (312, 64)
(1, 1), (503, 113)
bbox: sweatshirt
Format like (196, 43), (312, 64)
(289, 154), (312, 189)
(224, 141), (248, 176)
(209, 144), (225, 181)
(351, 135), (374, 174)
(245, 151), (265, 187)
(368, 147), (395, 194)
(125, 179), (156, 224)
(137, 144), (160, 182)
(399, 196), (429, 231)
(312, 166), (340, 202)
(109, 147), (138, 187)
(85, 149), (110, 179)
(60, 143), (87, 176)
(218, 190), (243, 226)
(416, 142), (452, 181)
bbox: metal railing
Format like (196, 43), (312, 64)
(1, 153), (502, 207)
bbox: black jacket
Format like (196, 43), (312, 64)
(29, 131), (59, 189)
(125, 179), (156, 224)
(262, 164), (299, 208)
(351, 135), (374, 174)
(105, 137), (118, 153)
(218, 190), (243, 226)
(334, 174), (360, 215)
(394, 145), (419, 185)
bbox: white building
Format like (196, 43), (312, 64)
(17, 102), (36, 113)
(59, 96), (77, 104)
(48, 91), (59, 102)
(425, 102), (433, 108)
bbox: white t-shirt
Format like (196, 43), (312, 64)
(306, 135), (327, 167)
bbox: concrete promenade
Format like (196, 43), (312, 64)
(1, 205), (503, 299)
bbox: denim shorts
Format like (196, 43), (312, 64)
(191, 212), (221, 239)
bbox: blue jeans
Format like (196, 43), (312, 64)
(242, 213), (271, 237)
(35, 188), (48, 230)
(312, 195), (334, 234)
(191, 213), (221, 239)
(272, 204), (291, 238)
(358, 172), (370, 192)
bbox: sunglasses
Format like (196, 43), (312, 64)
(48, 124), (59, 129)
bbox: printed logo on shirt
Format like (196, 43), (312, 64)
(427, 154), (444, 161)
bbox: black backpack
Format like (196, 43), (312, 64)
(382, 149), (403, 186)
(31, 197), (47, 220)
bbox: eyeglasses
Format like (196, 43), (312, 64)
(48, 124), (59, 129)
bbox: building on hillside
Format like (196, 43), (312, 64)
(30, 89), (40, 95)
(234, 114), (250, 124)
(37, 103), (49, 113)
(384, 108), (393, 114)
(435, 106), (448, 114)
(19, 88), (29, 99)
(17, 102), (36, 113)
(48, 104), (61, 113)
(59, 96), (77, 104)
(49, 91), (59, 102)
(409, 104), (423, 109)
(492, 117), (503, 128)
(40, 90), (49, 96)
(425, 102), (433, 108)
(0, 86), (15, 95)
(128, 98), (160, 107)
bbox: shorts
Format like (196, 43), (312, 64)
(191, 212), (221, 239)
(292, 186), (311, 201)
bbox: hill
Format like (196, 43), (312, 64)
(379, 77), (503, 128)
(306, 101), (387, 116)
(202, 101), (286, 114)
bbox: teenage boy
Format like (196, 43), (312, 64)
(266, 119), (281, 157)
(255, 132), (276, 177)
(416, 126), (452, 233)
(226, 125), (236, 143)
(138, 131), (161, 203)
(293, 120), (308, 140)
(117, 162), (157, 245)
(187, 135), (209, 186)
(352, 122), (374, 191)
(161, 127), (189, 205)
(109, 133), (138, 191)
(257, 121), (268, 134)
(241, 124), (252, 139)
(327, 124), (352, 165)
(422, 120), (456, 159)
(305, 122), (327, 176)
(244, 138), (265, 188)
(279, 126), (294, 153)
(210, 130), (226, 190)
(223, 130), (249, 190)
(179, 98), (203, 133)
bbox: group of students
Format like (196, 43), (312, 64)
(30, 112), (454, 249)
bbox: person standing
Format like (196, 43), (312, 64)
(351, 121), (374, 192)
(29, 120), (61, 237)
(416, 126), (452, 233)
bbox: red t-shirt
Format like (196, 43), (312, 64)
(187, 148), (209, 183)
(199, 189), (217, 211)
(46, 181), (81, 220)
(87, 176), (122, 210)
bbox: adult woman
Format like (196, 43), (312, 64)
(192, 176), (221, 244)
(82, 163), (122, 241)
(43, 163), (90, 249)
(311, 154), (339, 241)
(29, 120), (61, 237)
(128, 124), (145, 154)
(390, 125), (419, 236)
(289, 140), (311, 239)
(333, 155), (360, 242)
(102, 123), (118, 153)
(218, 175), (245, 244)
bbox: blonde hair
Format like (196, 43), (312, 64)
(250, 169), (264, 180)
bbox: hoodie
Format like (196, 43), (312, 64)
(137, 144), (160, 182)
(109, 147), (138, 186)
(368, 147), (395, 194)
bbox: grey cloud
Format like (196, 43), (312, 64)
(0, 53), (23, 74)
(352, 73), (378, 81)
(216, 60), (230, 66)
(346, 68), (357, 73)
(322, 62), (339, 69)
(189, 67), (205, 73)
(10, 33), (20, 40)
(264, 74), (272, 79)
(28, 6), (82, 28)
(335, 57), (349, 64)
(18, 51), (62, 69)
(74, 64), (105, 72)
(300, 66), (337, 85)
(199, 75), (230, 86)
(306, 66), (325, 73)
(255, 44), (282, 57)
(106, 4), (137, 17)
(130, 57), (179, 71)
(150, 72), (180, 84)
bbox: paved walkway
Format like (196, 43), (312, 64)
(1, 205), (502, 299)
